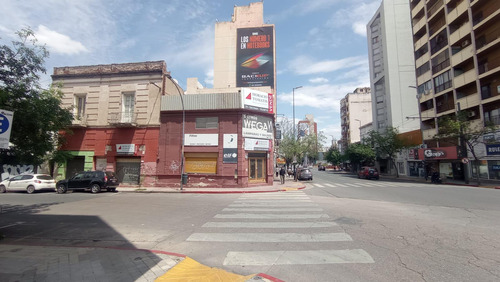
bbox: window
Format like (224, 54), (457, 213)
(372, 36), (379, 44)
(122, 92), (135, 123)
(433, 71), (452, 93)
(196, 117), (218, 129)
(416, 62), (430, 77)
(417, 80), (432, 95)
(75, 94), (86, 119)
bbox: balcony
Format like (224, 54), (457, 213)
(451, 44), (473, 66)
(447, 0), (468, 23)
(421, 109), (435, 120)
(453, 69), (476, 88)
(415, 33), (429, 51)
(423, 128), (437, 140)
(427, 0), (445, 20)
(72, 114), (87, 127)
(456, 93), (480, 109)
(108, 112), (138, 126)
(412, 0), (425, 19)
(449, 23), (472, 45)
(413, 16), (426, 35)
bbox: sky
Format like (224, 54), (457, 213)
(0, 0), (382, 144)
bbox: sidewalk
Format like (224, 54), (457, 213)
(117, 177), (306, 193)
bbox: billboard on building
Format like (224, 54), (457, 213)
(242, 114), (273, 140)
(241, 88), (274, 113)
(236, 26), (274, 88)
(0, 109), (14, 149)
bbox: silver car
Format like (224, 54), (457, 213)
(0, 174), (56, 194)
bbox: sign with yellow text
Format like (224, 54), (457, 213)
(185, 158), (217, 174)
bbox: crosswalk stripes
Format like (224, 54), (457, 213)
(311, 181), (430, 188)
(184, 190), (374, 267)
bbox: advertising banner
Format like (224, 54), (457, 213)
(242, 114), (273, 140)
(116, 144), (135, 155)
(486, 144), (500, 155)
(185, 157), (217, 174)
(0, 109), (14, 149)
(245, 138), (271, 151)
(236, 26), (274, 88)
(184, 134), (218, 146)
(223, 134), (238, 163)
(415, 147), (458, 160)
(241, 88), (274, 113)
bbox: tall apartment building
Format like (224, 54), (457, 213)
(340, 87), (372, 150)
(297, 114), (318, 139)
(410, 0), (500, 180)
(368, 0), (420, 134)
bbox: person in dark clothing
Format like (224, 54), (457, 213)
(279, 166), (286, 184)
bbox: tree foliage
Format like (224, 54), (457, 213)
(0, 28), (73, 167)
(433, 111), (497, 185)
(343, 143), (375, 170)
(364, 127), (406, 177)
(325, 146), (342, 166)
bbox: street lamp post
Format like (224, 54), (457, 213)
(292, 86), (302, 181)
(292, 86), (302, 141)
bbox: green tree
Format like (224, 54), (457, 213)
(364, 127), (406, 177)
(0, 28), (73, 168)
(325, 146), (342, 166)
(344, 143), (375, 171)
(433, 111), (496, 185)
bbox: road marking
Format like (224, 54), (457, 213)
(234, 200), (313, 203)
(214, 213), (330, 219)
(238, 195), (310, 199)
(325, 183), (336, 187)
(313, 183), (325, 187)
(354, 182), (373, 187)
(187, 232), (352, 242)
(0, 222), (25, 229)
(222, 207), (323, 212)
(343, 183), (359, 187)
(229, 203), (318, 207)
(223, 249), (374, 265)
(334, 183), (348, 187)
(202, 222), (338, 228)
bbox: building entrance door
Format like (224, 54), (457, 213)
(249, 157), (266, 183)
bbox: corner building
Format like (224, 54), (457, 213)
(156, 2), (277, 188)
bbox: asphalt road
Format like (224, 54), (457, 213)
(1, 173), (499, 282)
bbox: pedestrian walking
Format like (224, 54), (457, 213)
(279, 166), (286, 184)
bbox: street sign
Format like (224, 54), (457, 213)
(0, 109), (14, 149)
(462, 158), (469, 164)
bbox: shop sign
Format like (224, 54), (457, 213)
(184, 134), (218, 146)
(116, 144), (135, 155)
(277, 157), (286, 164)
(486, 144), (500, 155)
(242, 114), (273, 140)
(408, 149), (416, 160)
(223, 134), (238, 163)
(245, 138), (271, 151)
(241, 88), (274, 113)
(492, 165), (500, 171)
(416, 146), (458, 160)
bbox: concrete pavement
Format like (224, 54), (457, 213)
(0, 179), (301, 282)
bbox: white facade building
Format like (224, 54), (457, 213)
(367, 0), (420, 134)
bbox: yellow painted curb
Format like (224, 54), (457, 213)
(282, 187), (299, 191)
(155, 257), (255, 282)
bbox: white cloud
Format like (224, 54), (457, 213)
(327, 0), (381, 37)
(289, 55), (367, 75)
(204, 68), (214, 86)
(34, 25), (89, 55)
(309, 77), (329, 84)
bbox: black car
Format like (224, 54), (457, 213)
(56, 171), (119, 194)
(318, 165), (326, 171)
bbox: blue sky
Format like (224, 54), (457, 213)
(0, 0), (382, 143)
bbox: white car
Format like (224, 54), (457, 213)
(0, 174), (56, 194)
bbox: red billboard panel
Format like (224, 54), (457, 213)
(416, 147), (458, 160)
(236, 26), (274, 88)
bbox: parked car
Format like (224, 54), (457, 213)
(56, 171), (119, 194)
(297, 168), (313, 181)
(0, 174), (56, 194)
(358, 167), (379, 180)
(318, 165), (326, 171)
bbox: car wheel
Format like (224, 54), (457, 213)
(26, 185), (36, 194)
(57, 184), (67, 194)
(91, 184), (101, 194)
(108, 188), (116, 192)
(0, 185), (6, 193)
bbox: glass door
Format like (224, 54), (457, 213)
(249, 157), (266, 182)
